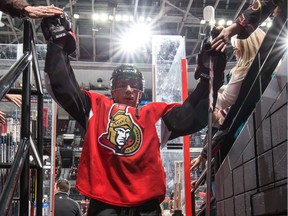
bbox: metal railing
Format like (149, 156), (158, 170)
(0, 19), (44, 216)
(191, 2), (287, 215)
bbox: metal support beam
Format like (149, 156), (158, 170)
(213, 0), (221, 10)
(177, 0), (194, 35)
(133, 0), (139, 18)
(7, 16), (19, 43)
(20, 20), (32, 216)
(92, 0), (96, 61)
(36, 93), (44, 216)
(166, 1), (193, 17)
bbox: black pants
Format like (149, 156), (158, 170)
(87, 199), (161, 216)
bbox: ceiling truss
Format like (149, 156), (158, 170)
(0, 0), (251, 64)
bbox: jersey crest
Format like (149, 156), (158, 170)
(99, 104), (142, 156)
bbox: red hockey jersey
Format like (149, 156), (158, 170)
(76, 90), (178, 207)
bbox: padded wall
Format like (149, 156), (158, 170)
(215, 53), (287, 216)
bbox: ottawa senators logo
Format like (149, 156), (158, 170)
(99, 104), (142, 155)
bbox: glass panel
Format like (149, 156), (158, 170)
(152, 35), (186, 214)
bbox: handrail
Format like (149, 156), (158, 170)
(30, 135), (43, 168)
(195, 196), (215, 216)
(0, 19), (44, 216)
(191, 159), (214, 216)
(191, 159), (214, 193)
(0, 52), (31, 100)
(31, 35), (44, 94)
(0, 138), (30, 216)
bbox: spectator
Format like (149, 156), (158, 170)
(0, 94), (22, 124)
(191, 28), (266, 170)
(0, 0), (63, 18)
(54, 179), (81, 216)
(211, 0), (284, 52)
(214, 28), (266, 120)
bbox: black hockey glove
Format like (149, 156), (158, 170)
(194, 27), (226, 108)
(41, 12), (76, 55)
(194, 26), (224, 80)
(194, 37), (210, 80)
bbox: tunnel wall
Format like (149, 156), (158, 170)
(215, 53), (287, 216)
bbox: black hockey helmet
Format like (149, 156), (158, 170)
(110, 64), (145, 92)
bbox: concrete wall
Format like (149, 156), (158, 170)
(215, 53), (287, 216)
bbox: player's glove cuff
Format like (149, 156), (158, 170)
(41, 13), (76, 55)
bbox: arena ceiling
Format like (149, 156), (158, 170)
(0, 0), (254, 65)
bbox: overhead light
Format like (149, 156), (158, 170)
(73, 13), (80, 19)
(0, 12), (5, 27)
(200, 19), (206, 24)
(92, 13), (99, 20)
(209, 20), (216, 26)
(226, 20), (233, 26)
(100, 13), (108, 21)
(139, 16), (145, 22)
(218, 19), (225, 26)
(92, 13), (153, 23)
(115, 14), (122, 21)
(122, 15), (129, 22)
(120, 23), (152, 53)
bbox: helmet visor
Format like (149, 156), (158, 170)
(111, 74), (144, 92)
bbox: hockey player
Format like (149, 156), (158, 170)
(41, 14), (226, 216)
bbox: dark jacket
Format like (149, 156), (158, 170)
(0, 0), (29, 17)
(55, 192), (82, 216)
(235, 0), (284, 39)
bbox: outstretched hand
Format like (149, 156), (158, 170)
(211, 26), (230, 52)
(22, 4), (63, 19)
(5, 94), (22, 107)
(190, 155), (205, 171)
(0, 111), (6, 124)
(211, 23), (244, 52)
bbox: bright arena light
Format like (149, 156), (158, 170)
(122, 15), (130, 22)
(100, 13), (108, 21)
(200, 19), (206, 24)
(209, 20), (216, 26)
(146, 17), (152, 22)
(226, 20), (233, 26)
(115, 14), (122, 21)
(92, 13), (99, 20)
(74, 13), (80, 19)
(120, 23), (152, 53)
(218, 19), (225, 26)
(139, 16), (145, 22)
